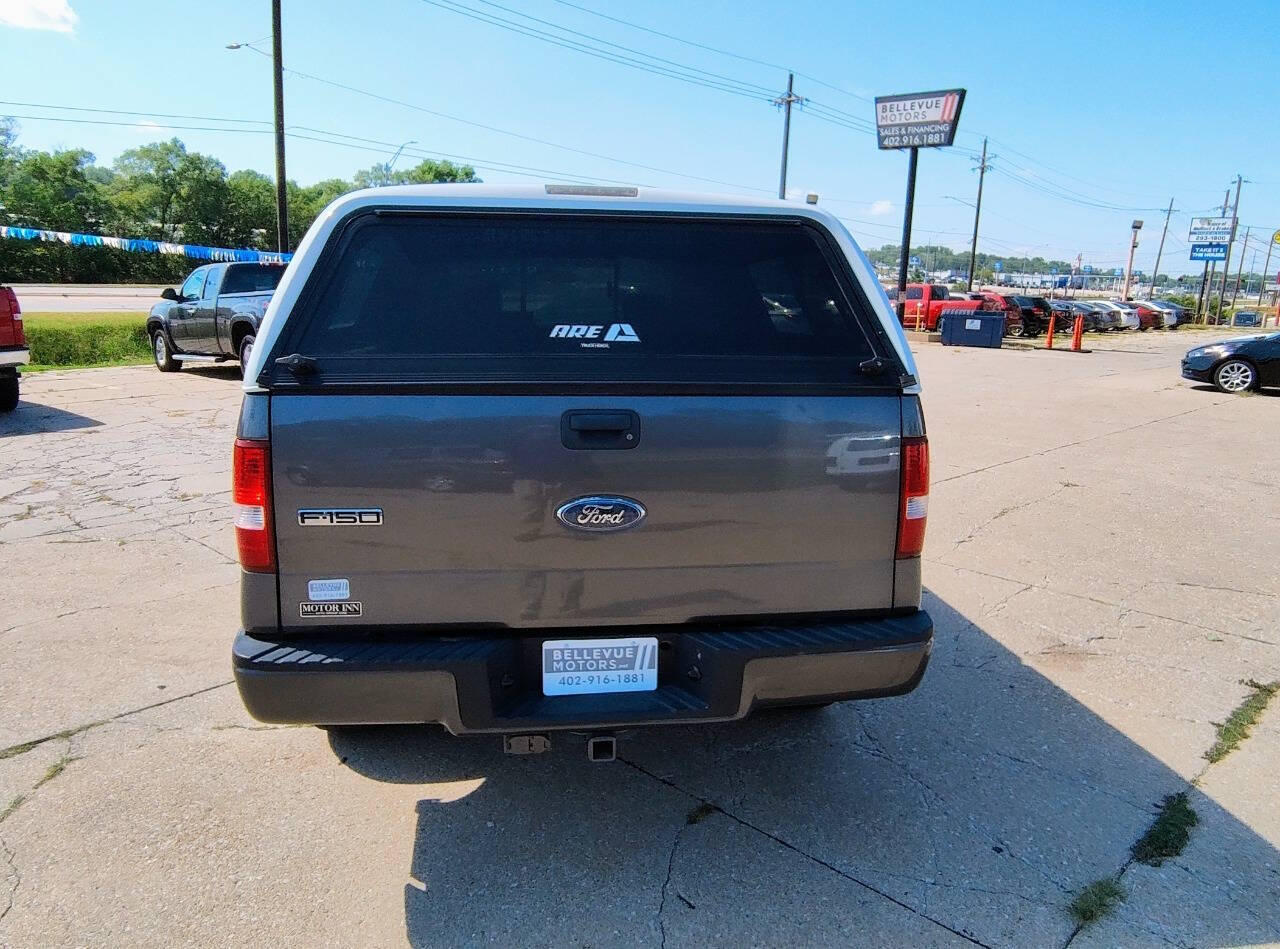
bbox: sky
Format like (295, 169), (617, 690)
(2, 0), (1279, 276)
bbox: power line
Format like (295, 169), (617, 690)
(234, 46), (774, 195)
(0, 99), (269, 125)
(414, 0), (773, 101)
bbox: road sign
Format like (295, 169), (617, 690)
(873, 89), (966, 149)
(1188, 217), (1235, 244)
(1050, 267), (1058, 275)
(1272, 229), (1280, 246)
(1190, 243), (1228, 261)
(909, 255), (922, 267)
(1083, 264), (1093, 274)
(1113, 268), (1123, 276)
(993, 261), (1002, 272)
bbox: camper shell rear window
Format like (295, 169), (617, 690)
(268, 211), (902, 388)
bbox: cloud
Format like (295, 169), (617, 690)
(0, 0), (78, 32)
(869, 199), (893, 216)
(133, 119), (160, 131)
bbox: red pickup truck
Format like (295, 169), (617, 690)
(886, 283), (989, 332)
(0, 286), (28, 412)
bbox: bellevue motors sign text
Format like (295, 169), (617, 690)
(874, 89), (966, 149)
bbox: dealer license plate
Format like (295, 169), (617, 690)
(541, 637), (659, 697)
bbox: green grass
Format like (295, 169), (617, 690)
(1205, 680), (1279, 764)
(0, 794), (24, 824)
(1069, 877), (1125, 926)
(21, 311), (151, 371)
(1131, 793), (1198, 866)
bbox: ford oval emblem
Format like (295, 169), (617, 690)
(555, 496), (647, 533)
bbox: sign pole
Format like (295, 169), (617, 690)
(895, 147), (919, 323)
(873, 89), (965, 323)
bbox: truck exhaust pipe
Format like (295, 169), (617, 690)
(586, 734), (616, 762)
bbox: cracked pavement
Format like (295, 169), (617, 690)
(1, 333), (1277, 947)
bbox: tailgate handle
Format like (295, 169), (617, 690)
(561, 410), (640, 450)
(569, 413), (632, 432)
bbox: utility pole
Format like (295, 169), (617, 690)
(1259, 232), (1277, 307)
(965, 137), (991, 291)
(1215, 174), (1244, 321)
(271, 0), (289, 253)
(774, 73), (803, 200)
(1230, 227), (1250, 306)
(1149, 197), (1174, 297)
(1198, 188), (1230, 322)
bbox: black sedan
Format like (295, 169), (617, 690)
(1182, 333), (1280, 393)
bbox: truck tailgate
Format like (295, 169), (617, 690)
(271, 393), (900, 630)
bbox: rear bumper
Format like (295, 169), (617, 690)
(233, 611), (933, 733)
(0, 347), (30, 368)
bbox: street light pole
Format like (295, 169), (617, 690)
(383, 140), (418, 186)
(271, 0), (288, 253)
(1122, 219), (1143, 301)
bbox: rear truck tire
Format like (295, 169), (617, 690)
(1214, 359), (1257, 394)
(238, 334), (256, 381)
(0, 374), (18, 413)
(152, 329), (180, 372)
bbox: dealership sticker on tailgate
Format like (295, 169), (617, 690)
(299, 601), (362, 618)
(307, 578), (350, 601)
(542, 637), (659, 696)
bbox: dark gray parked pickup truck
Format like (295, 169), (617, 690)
(147, 262), (285, 375)
(231, 185), (932, 757)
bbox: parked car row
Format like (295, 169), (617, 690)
(1038, 298), (1190, 333)
(886, 284), (1196, 339)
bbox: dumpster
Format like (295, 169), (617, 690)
(938, 309), (1004, 348)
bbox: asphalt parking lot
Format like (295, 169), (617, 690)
(1, 331), (1277, 948)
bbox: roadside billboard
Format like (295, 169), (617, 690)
(1190, 243), (1228, 262)
(874, 90), (966, 149)
(1188, 217), (1235, 244)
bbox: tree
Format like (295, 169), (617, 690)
(109, 138), (190, 239)
(224, 170), (276, 249)
(352, 158), (479, 189)
(2, 148), (112, 231)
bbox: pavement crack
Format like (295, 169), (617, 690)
(1175, 580), (1274, 599)
(619, 757), (993, 948)
(927, 561), (1275, 648)
(657, 821), (685, 949)
(0, 680), (234, 761)
(952, 486), (1074, 551)
(935, 401), (1230, 488)
(0, 835), (17, 923)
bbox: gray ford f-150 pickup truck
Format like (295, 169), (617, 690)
(147, 262), (285, 375)
(231, 184), (932, 756)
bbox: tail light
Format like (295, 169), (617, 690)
(5, 288), (23, 346)
(232, 438), (275, 572)
(896, 436), (929, 559)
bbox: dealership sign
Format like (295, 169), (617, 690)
(1190, 243), (1228, 262)
(1188, 217), (1235, 244)
(874, 89), (966, 149)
